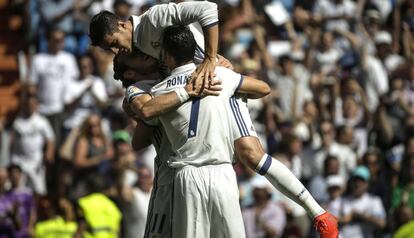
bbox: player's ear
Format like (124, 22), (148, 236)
(118, 21), (127, 30)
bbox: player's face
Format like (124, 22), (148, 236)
(124, 54), (158, 75)
(102, 25), (132, 54)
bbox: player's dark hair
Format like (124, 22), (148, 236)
(89, 10), (122, 46)
(162, 25), (196, 65)
(45, 26), (65, 40)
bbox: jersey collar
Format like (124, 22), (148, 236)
(130, 15), (141, 50)
(170, 63), (197, 75)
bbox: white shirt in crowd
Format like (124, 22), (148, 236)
(29, 51), (79, 115)
(364, 55), (389, 112)
(11, 112), (55, 194)
(324, 196), (352, 223)
(63, 75), (108, 129)
(313, 0), (356, 32)
(313, 142), (357, 179)
(341, 193), (386, 238)
(271, 65), (312, 119)
(315, 47), (343, 75)
(123, 187), (152, 238)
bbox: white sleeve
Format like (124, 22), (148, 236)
(146, 1), (218, 28)
(28, 57), (39, 85)
(67, 54), (80, 81)
(40, 116), (55, 141)
(217, 67), (243, 96)
(371, 59), (389, 95)
(371, 197), (386, 219)
(125, 85), (149, 103)
(92, 79), (108, 103)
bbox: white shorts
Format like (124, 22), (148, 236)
(144, 182), (173, 238)
(229, 96), (257, 140)
(171, 164), (245, 238)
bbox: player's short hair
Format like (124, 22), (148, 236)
(89, 10), (122, 46)
(162, 25), (196, 65)
(46, 26), (65, 40)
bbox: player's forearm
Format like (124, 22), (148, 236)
(237, 76), (271, 99)
(131, 121), (153, 151)
(134, 91), (183, 120)
(203, 24), (218, 61)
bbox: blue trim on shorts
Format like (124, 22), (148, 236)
(258, 155), (272, 175)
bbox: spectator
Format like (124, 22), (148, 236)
(121, 165), (152, 238)
(0, 167), (21, 237)
(28, 27), (79, 144)
(10, 90), (55, 195)
(73, 114), (113, 198)
(393, 204), (414, 238)
(75, 175), (122, 238)
(342, 166), (386, 238)
(270, 54), (312, 120)
(311, 120), (357, 178)
(374, 31), (405, 75)
(313, 0), (356, 32)
(242, 176), (286, 238)
(392, 150), (414, 214)
(274, 133), (303, 179)
(113, 0), (132, 20)
(38, 0), (79, 53)
(6, 164), (36, 237)
(322, 175), (352, 231)
(309, 155), (340, 203)
(34, 197), (77, 238)
(362, 149), (392, 210)
(63, 54), (108, 135)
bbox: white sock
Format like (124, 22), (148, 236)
(256, 154), (325, 218)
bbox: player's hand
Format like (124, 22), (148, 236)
(217, 54), (234, 70)
(202, 78), (222, 97)
(191, 57), (217, 92)
(186, 78), (222, 97)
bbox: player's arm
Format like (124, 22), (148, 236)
(131, 120), (154, 151)
(236, 76), (271, 99)
(148, 1), (218, 82)
(127, 79), (222, 120)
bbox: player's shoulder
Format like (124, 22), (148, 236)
(215, 66), (239, 76)
(214, 66), (241, 82)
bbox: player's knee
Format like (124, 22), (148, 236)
(235, 137), (265, 169)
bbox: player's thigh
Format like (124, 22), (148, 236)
(145, 184), (173, 238)
(210, 165), (246, 238)
(171, 167), (210, 238)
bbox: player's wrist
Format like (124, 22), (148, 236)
(176, 87), (190, 103)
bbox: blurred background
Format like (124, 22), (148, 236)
(0, 0), (414, 237)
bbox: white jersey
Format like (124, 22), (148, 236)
(127, 79), (176, 186)
(130, 1), (218, 61)
(150, 63), (243, 168)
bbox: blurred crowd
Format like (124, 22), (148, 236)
(1, 0), (414, 237)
